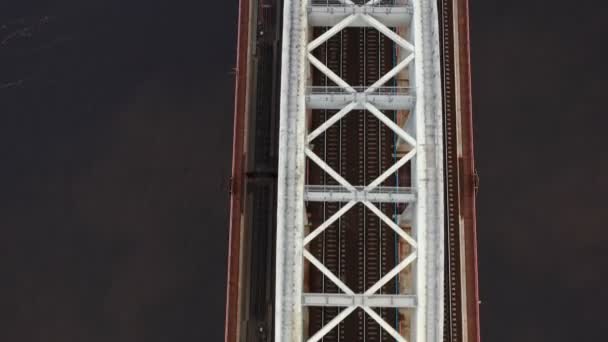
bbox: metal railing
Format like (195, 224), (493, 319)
(309, 0), (411, 7)
(307, 85), (413, 95)
(308, 3), (413, 16)
(305, 185), (414, 195)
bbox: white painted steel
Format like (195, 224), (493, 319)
(365, 148), (417, 191)
(362, 306), (408, 342)
(308, 53), (355, 92)
(304, 250), (354, 295)
(365, 252), (418, 295)
(303, 293), (416, 308)
(364, 102), (417, 147)
(360, 13), (415, 51)
(411, 0), (445, 340)
(308, 14), (358, 52)
(308, 8), (411, 28)
(307, 0), (413, 27)
(275, 0), (444, 340)
(307, 306), (357, 342)
(275, 0), (308, 340)
(307, 92), (415, 110)
(303, 200), (357, 246)
(362, 200), (418, 248)
(366, 53), (415, 93)
(307, 101), (357, 143)
(305, 148), (356, 192)
(304, 185), (416, 203)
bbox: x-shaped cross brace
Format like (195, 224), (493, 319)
(303, 3), (418, 341)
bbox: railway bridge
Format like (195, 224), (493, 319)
(225, 1), (479, 341)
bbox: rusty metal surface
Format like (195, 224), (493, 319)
(439, 0), (480, 341)
(439, 0), (463, 339)
(456, 0), (481, 340)
(225, 0), (251, 341)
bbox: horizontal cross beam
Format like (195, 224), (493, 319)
(303, 293), (416, 308)
(304, 185), (415, 203)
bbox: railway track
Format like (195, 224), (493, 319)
(308, 20), (400, 342)
(308, 25), (345, 341)
(227, 0), (473, 341)
(306, 1), (463, 341)
(438, 0), (464, 341)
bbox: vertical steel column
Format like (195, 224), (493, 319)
(412, 0), (445, 340)
(275, 0), (309, 340)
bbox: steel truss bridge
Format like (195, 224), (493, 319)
(225, 0), (479, 341)
(276, 0), (444, 341)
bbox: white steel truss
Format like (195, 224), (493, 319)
(275, 0), (445, 341)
